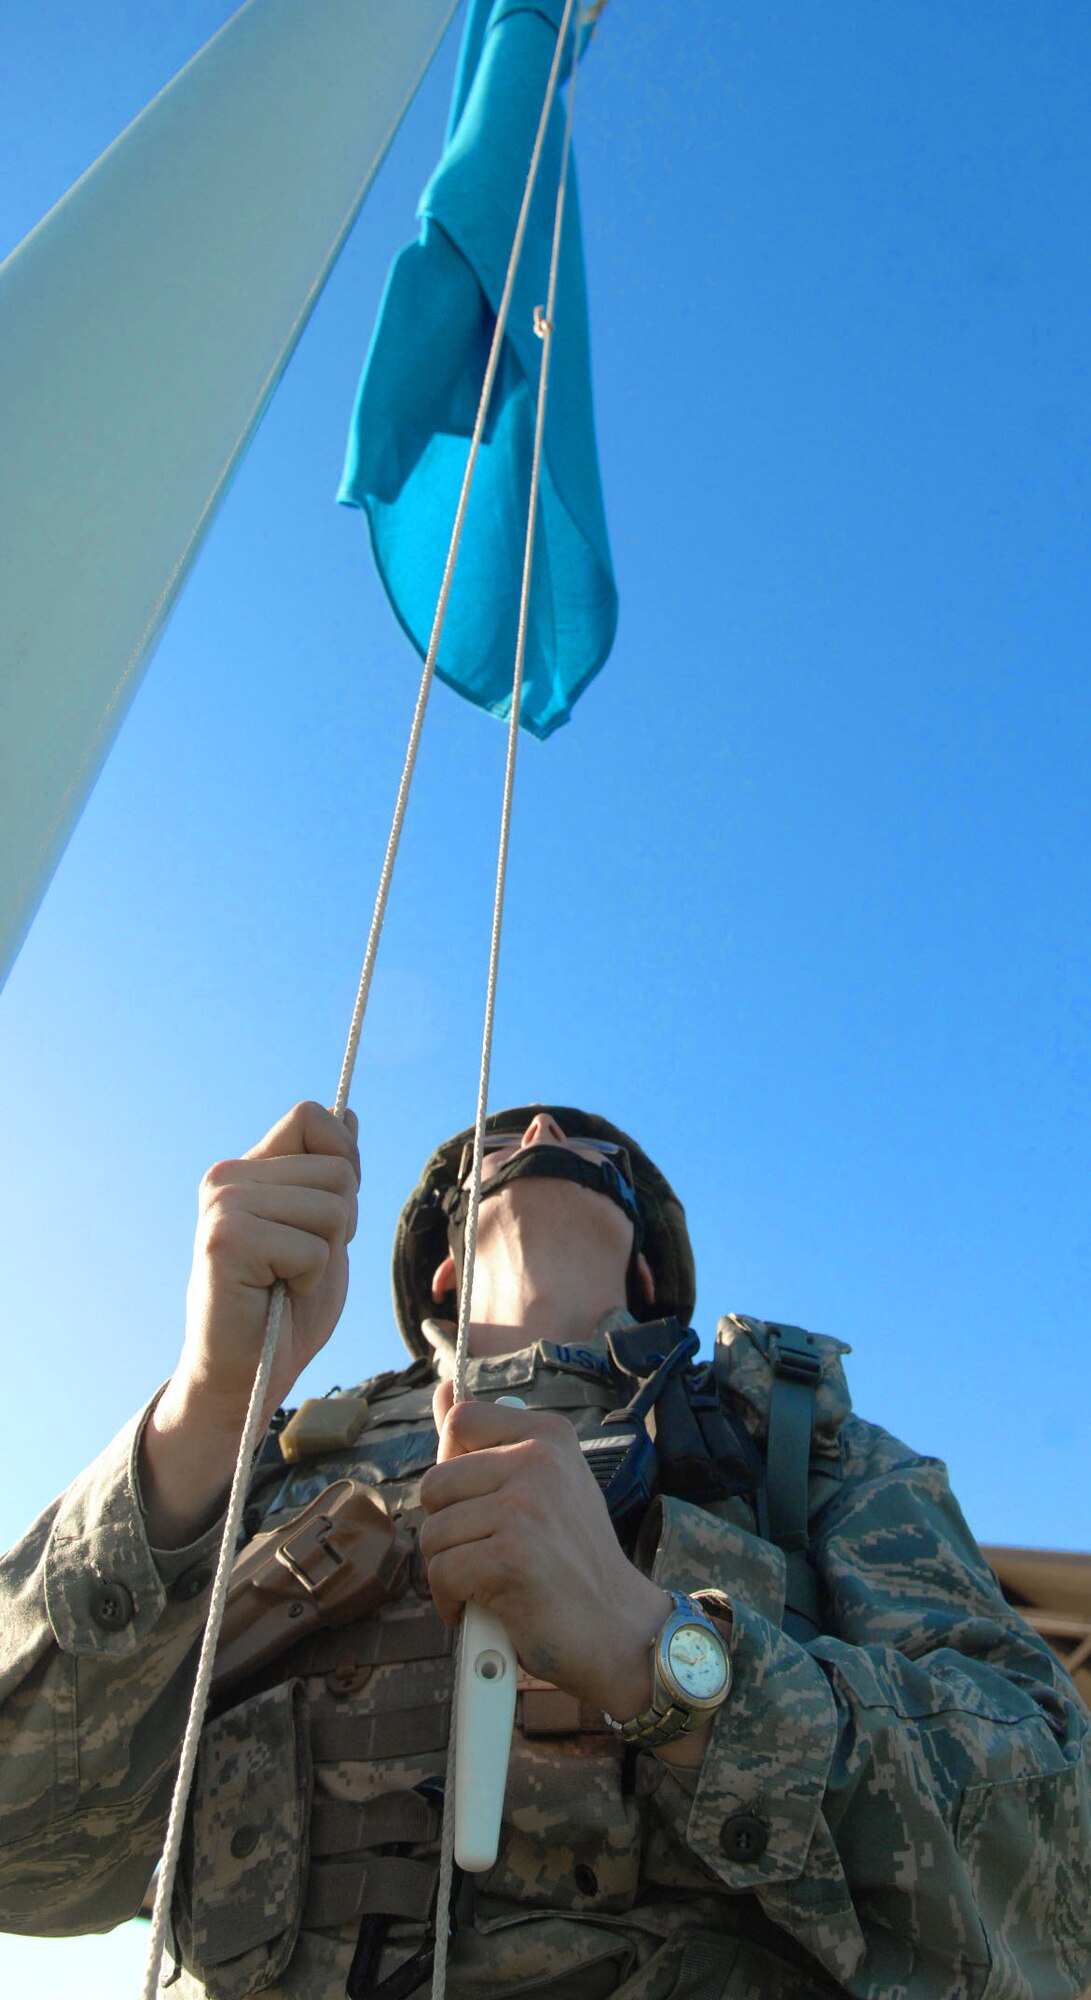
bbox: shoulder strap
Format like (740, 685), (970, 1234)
(765, 1324), (822, 1552)
(764, 1324), (823, 1641)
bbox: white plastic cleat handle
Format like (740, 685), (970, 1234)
(453, 1395), (525, 1872)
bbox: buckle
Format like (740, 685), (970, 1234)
(276, 1516), (349, 1598)
(769, 1326), (821, 1385)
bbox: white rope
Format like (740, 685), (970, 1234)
(140, 1284), (285, 1998)
(430, 11), (582, 1997)
(140, 4), (585, 1994)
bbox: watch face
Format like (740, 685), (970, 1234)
(665, 1620), (728, 1703)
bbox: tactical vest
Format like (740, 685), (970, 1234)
(168, 1315), (852, 2000)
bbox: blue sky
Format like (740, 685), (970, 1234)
(1, 3), (1089, 1989)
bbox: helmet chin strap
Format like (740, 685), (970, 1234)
(439, 1143), (648, 1320)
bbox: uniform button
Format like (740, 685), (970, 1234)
(573, 1863), (598, 1897)
(719, 1812), (768, 1863)
(91, 1582), (134, 1630)
(230, 1825), (260, 1859)
(171, 1564), (213, 1602)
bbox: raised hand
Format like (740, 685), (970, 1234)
(140, 1102), (359, 1546)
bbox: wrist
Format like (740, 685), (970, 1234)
(159, 1359), (280, 1446)
(580, 1578), (674, 1718)
(601, 1590), (734, 1768)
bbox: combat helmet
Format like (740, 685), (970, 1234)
(392, 1103), (696, 1360)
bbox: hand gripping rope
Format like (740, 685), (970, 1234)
(140, 4), (591, 1994)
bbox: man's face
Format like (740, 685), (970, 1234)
(432, 1112), (655, 1310)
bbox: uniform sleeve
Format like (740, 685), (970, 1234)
(0, 1396), (226, 1935)
(644, 1443), (1091, 1999)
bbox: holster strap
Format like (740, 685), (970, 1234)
(312, 1703), (451, 1764)
(310, 1791), (440, 1858)
(304, 1854), (438, 1929)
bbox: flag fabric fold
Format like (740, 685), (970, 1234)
(339, 0), (617, 740)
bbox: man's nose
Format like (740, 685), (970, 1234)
(520, 1112), (567, 1149)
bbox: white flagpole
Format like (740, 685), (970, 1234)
(0, 0), (460, 991)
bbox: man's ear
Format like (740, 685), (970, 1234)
(636, 1252), (655, 1306)
(431, 1253), (457, 1305)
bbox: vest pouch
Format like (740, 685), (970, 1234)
(478, 1735), (642, 1915)
(172, 1679), (313, 2000)
(618, 1930), (834, 2000)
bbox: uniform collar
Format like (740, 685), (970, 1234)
(420, 1306), (637, 1381)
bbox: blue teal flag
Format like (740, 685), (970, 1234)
(338, 0), (617, 741)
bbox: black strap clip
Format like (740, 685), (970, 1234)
(770, 1325), (822, 1386)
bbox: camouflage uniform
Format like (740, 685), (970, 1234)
(1, 1313), (1089, 1999)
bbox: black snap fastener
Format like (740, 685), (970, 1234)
(91, 1582), (134, 1630)
(573, 1863), (598, 1897)
(719, 1811), (768, 1863)
(172, 1564), (213, 1602)
(230, 1825), (260, 1860)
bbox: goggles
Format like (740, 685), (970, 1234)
(455, 1135), (640, 1228)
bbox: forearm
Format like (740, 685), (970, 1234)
(0, 1400), (222, 1929)
(139, 1373), (254, 1548)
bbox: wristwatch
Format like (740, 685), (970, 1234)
(605, 1591), (732, 1748)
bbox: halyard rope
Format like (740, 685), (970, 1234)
(431, 10), (582, 1997)
(141, 3), (584, 1991)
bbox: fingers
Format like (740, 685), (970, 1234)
(229, 1182), (358, 1247)
(420, 1443), (515, 1513)
(434, 1395), (570, 1460)
(219, 1217), (336, 1298)
(420, 1497), (533, 1628)
(204, 1152), (360, 1203)
(243, 1100), (361, 1178)
(432, 1377), (455, 1449)
(425, 1538), (505, 1628)
(418, 1494), (499, 1563)
(198, 1161), (358, 1293)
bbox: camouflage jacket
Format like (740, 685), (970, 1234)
(1, 1313), (1089, 2000)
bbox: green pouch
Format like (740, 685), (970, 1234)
(172, 1679), (313, 1999)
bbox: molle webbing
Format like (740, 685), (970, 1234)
(311, 1791), (440, 1858)
(288, 1605), (453, 1678)
(312, 1703), (451, 1764)
(304, 1853), (439, 1929)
